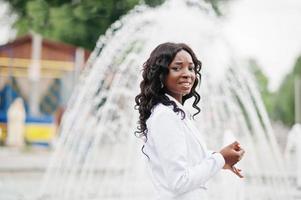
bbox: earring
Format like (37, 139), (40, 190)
(160, 81), (164, 88)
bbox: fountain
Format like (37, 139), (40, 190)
(285, 124), (301, 189)
(38, 0), (296, 199)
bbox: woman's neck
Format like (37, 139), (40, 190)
(165, 92), (183, 105)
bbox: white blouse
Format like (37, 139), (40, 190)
(143, 94), (225, 200)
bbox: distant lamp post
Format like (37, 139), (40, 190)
(28, 32), (42, 116)
(296, 76), (301, 124)
(74, 47), (85, 82)
(295, 75), (301, 188)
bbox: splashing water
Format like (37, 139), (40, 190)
(39, 0), (295, 199)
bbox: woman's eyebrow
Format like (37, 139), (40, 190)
(173, 61), (194, 65)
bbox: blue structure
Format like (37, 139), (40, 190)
(0, 80), (55, 146)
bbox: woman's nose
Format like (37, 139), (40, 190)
(182, 73), (189, 79)
(181, 68), (192, 78)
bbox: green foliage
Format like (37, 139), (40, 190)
(250, 56), (301, 126)
(272, 73), (295, 126)
(5, 0), (232, 50)
(143, 0), (164, 7)
(248, 59), (274, 116)
(269, 55), (301, 126)
(205, 0), (232, 16)
(273, 55), (301, 125)
(5, 0), (141, 50)
(26, 0), (49, 32)
(293, 56), (301, 76)
(4, 0), (27, 16)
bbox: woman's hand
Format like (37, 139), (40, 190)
(219, 141), (245, 178)
(223, 164), (243, 178)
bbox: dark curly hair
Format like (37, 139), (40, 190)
(135, 42), (202, 142)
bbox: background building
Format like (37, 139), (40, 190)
(0, 33), (90, 145)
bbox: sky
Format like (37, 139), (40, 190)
(1, 0), (301, 91)
(222, 0), (301, 91)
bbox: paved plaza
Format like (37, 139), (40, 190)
(0, 147), (52, 200)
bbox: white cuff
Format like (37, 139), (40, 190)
(211, 152), (225, 169)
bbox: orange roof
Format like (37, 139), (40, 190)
(0, 34), (91, 78)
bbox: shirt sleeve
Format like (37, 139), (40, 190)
(149, 108), (225, 196)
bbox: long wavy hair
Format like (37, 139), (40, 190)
(135, 42), (202, 141)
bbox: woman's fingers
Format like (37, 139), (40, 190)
(220, 141), (245, 167)
(238, 148), (245, 161)
(232, 141), (241, 151)
(235, 168), (242, 172)
(221, 141), (245, 178)
(231, 141), (240, 149)
(223, 164), (244, 178)
(231, 166), (244, 178)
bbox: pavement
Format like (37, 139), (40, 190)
(0, 146), (52, 172)
(0, 146), (53, 200)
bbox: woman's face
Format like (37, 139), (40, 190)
(164, 50), (196, 103)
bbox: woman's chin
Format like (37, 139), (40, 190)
(182, 89), (192, 96)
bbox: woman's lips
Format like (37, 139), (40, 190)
(179, 82), (192, 87)
(179, 82), (192, 91)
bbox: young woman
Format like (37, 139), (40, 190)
(135, 42), (245, 200)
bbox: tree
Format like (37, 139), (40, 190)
(248, 59), (274, 116)
(250, 56), (301, 127)
(204, 0), (232, 16)
(272, 74), (295, 126)
(4, 0), (230, 50)
(271, 56), (301, 126)
(4, 0), (141, 50)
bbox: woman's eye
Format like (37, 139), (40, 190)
(171, 66), (180, 71)
(189, 66), (195, 71)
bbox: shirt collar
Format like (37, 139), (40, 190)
(165, 93), (192, 118)
(165, 93), (183, 107)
